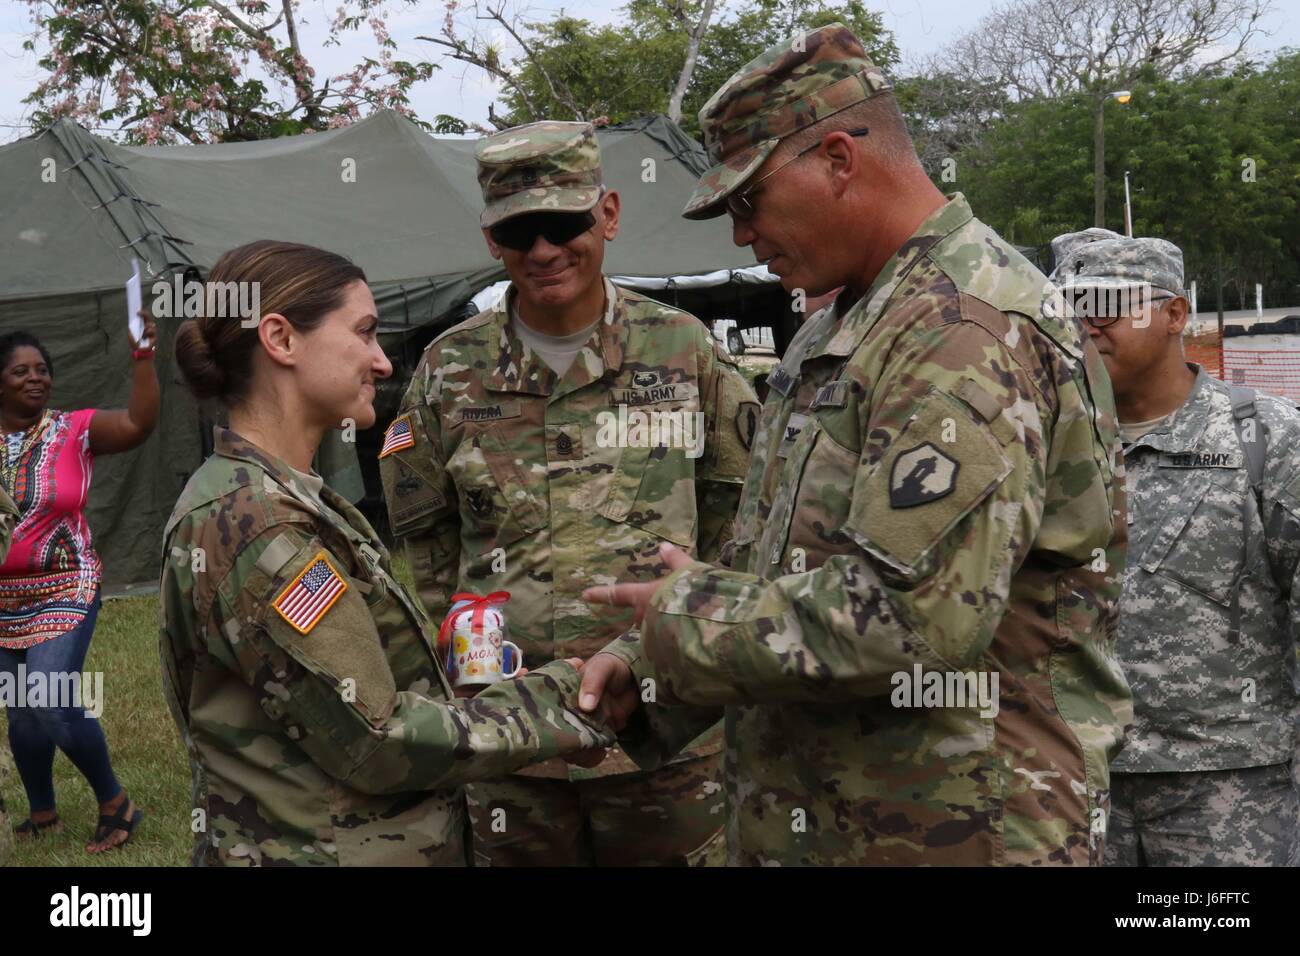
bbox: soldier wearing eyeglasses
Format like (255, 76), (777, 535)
(579, 23), (1132, 866)
(379, 121), (758, 866)
(1051, 228), (1300, 866)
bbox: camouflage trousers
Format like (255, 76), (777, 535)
(466, 752), (723, 866)
(1106, 764), (1299, 866)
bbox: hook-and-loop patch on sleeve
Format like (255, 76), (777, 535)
(847, 384), (1014, 576)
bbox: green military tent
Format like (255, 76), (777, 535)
(0, 110), (777, 593)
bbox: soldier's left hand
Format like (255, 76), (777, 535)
(582, 542), (694, 626)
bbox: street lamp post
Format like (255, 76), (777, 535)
(1124, 170), (1133, 237)
(1093, 90), (1131, 228)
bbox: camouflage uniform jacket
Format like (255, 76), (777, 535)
(1112, 364), (1300, 773)
(159, 429), (614, 866)
(603, 194), (1134, 865)
(382, 279), (757, 779)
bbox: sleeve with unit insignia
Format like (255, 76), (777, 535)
(380, 360), (462, 615)
(636, 319), (1058, 706)
(217, 522), (615, 792)
(697, 345), (759, 566)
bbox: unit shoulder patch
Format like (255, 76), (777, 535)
(735, 401), (760, 450)
(889, 442), (960, 508)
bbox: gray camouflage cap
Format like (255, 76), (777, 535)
(475, 121), (603, 228)
(684, 23), (892, 221)
(1048, 227), (1123, 282)
(1050, 231), (1185, 296)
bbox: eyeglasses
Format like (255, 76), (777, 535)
(1073, 293), (1174, 328)
(726, 127), (869, 221)
(489, 210), (596, 252)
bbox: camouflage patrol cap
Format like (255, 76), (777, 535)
(1048, 227), (1123, 283)
(1050, 231), (1185, 296)
(683, 22), (892, 221)
(475, 121), (603, 228)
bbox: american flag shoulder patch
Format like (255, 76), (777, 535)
(379, 414), (416, 459)
(273, 552), (348, 635)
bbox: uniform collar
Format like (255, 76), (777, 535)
(1123, 363), (1215, 455)
(213, 426), (377, 545)
(821, 193), (976, 359)
(485, 276), (628, 400)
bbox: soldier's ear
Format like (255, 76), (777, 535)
(822, 130), (861, 197)
(1165, 296), (1189, 336)
(598, 190), (621, 241)
(482, 228), (504, 260)
(257, 312), (297, 369)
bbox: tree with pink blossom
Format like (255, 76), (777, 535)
(19, 0), (438, 143)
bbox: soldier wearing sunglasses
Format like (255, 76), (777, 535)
(379, 120), (758, 866)
(1051, 229), (1300, 867)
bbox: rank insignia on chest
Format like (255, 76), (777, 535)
(274, 552), (348, 634)
(766, 365), (797, 397)
(889, 442), (960, 508)
(379, 414), (416, 459)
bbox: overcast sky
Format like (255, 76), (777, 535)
(1, 0), (1296, 144)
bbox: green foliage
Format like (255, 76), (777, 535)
(501, 0), (898, 137)
(952, 52), (1300, 306)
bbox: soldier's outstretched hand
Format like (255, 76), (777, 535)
(577, 653), (638, 728)
(582, 542), (694, 626)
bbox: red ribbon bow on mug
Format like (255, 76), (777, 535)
(438, 591), (510, 651)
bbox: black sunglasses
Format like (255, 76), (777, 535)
(489, 211), (596, 252)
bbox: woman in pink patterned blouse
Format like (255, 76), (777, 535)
(0, 322), (158, 854)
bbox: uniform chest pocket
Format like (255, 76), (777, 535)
(446, 426), (547, 556)
(597, 441), (697, 548)
(762, 416), (857, 573)
(1139, 469), (1246, 606)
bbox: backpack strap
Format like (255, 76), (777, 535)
(1228, 384), (1266, 505)
(1226, 385), (1267, 643)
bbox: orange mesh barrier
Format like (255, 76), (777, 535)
(1184, 332), (1300, 401)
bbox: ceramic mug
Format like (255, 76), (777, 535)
(445, 606), (522, 688)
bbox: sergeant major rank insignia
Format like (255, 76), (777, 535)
(889, 442), (959, 509)
(274, 552), (348, 634)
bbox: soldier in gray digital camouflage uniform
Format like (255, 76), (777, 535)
(1051, 229), (1300, 866)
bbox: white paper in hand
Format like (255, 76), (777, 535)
(126, 258), (145, 346)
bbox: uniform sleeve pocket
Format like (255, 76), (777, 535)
(846, 387), (1013, 577)
(379, 411), (453, 537)
(256, 541), (399, 727)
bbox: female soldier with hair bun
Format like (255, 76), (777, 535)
(161, 239), (614, 866)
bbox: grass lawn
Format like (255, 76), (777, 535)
(1, 594), (191, 867)
(0, 554), (418, 868)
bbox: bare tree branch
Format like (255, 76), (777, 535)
(479, 2), (584, 118)
(666, 0), (717, 124)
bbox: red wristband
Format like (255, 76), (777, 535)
(132, 347), (156, 361)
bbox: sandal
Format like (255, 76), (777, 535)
(89, 800), (144, 852)
(15, 814), (62, 839)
